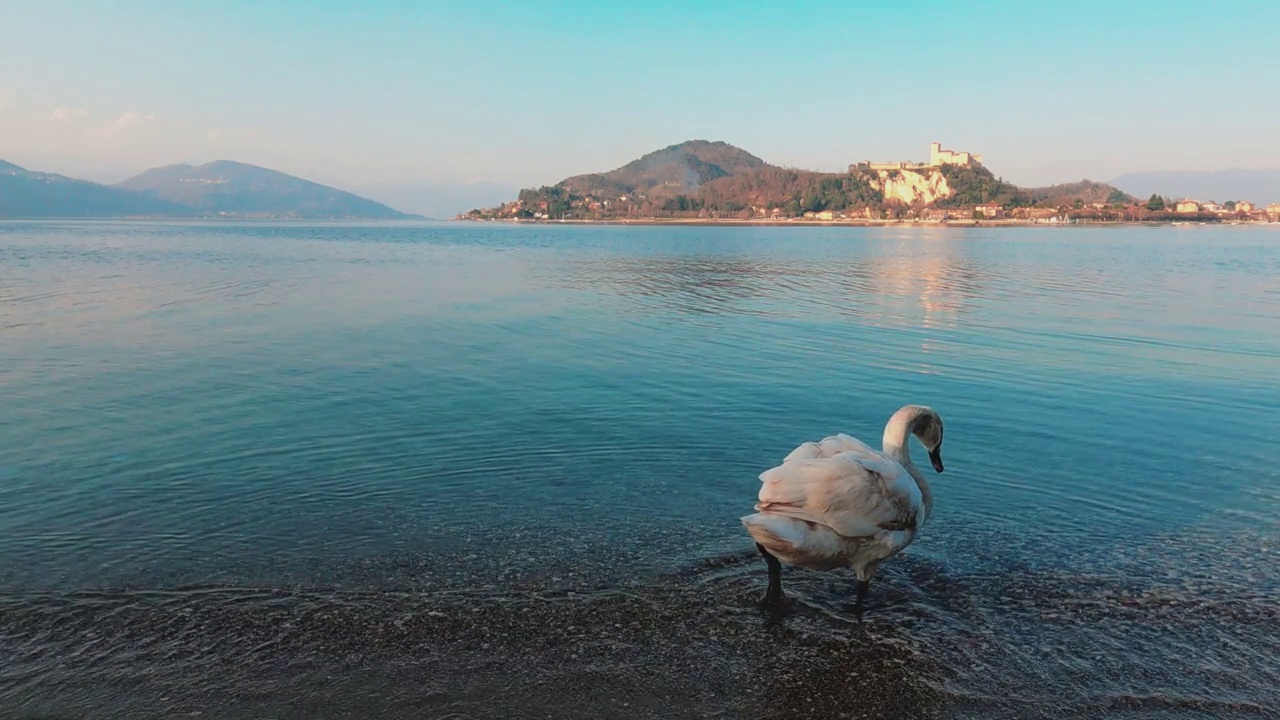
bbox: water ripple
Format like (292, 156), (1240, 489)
(1, 221), (1278, 717)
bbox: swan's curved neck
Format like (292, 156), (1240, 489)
(882, 407), (934, 518)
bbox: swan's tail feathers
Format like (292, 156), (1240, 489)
(743, 512), (850, 571)
(741, 512), (808, 557)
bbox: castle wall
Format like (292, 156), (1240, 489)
(928, 142), (981, 167)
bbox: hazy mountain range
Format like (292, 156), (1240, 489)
(1, 159), (418, 219)
(6, 151), (1275, 220)
(1, 159), (188, 218)
(116, 161), (415, 219)
(1109, 169), (1280, 204)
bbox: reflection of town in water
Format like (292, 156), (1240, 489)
(550, 230), (986, 334)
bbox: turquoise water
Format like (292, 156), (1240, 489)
(1, 221), (1278, 718)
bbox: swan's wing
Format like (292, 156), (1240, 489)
(782, 442), (824, 462)
(757, 450), (922, 539)
(782, 433), (877, 462)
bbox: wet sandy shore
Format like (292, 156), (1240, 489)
(3, 549), (1276, 719)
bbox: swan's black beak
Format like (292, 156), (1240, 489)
(928, 447), (944, 473)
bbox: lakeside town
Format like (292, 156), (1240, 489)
(459, 141), (1280, 226)
(466, 197), (1280, 226)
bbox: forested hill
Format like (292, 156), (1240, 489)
(554, 140), (769, 199)
(469, 141), (1135, 220)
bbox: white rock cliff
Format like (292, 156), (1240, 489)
(870, 169), (954, 206)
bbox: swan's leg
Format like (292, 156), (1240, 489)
(854, 578), (870, 614)
(756, 543), (784, 607)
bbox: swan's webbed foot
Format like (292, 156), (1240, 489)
(756, 543), (785, 609)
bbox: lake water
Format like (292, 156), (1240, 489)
(1, 220), (1277, 718)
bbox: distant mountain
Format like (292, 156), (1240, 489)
(116, 161), (417, 219)
(1, 158), (422, 219)
(0, 160), (187, 218)
(558, 140), (769, 198)
(1110, 169), (1280, 204)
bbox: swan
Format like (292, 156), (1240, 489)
(741, 404), (945, 613)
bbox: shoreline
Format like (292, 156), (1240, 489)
(3, 216), (1275, 228)
(452, 217), (1279, 228)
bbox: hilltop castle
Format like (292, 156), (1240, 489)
(929, 141), (982, 167)
(853, 141), (984, 173)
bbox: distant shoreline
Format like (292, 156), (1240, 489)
(452, 217), (1278, 228)
(0, 216), (436, 222)
(2, 216), (1274, 228)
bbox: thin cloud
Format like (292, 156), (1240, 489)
(52, 106), (89, 121)
(98, 110), (155, 137)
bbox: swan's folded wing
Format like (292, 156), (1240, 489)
(757, 451), (921, 539)
(819, 433), (877, 456)
(782, 441), (824, 462)
(782, 433), (876, 462)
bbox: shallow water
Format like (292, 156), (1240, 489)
(1, 220), (1278, 718)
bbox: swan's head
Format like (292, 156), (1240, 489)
(888, 404), (944, 472)
(912, 407), (945, 473)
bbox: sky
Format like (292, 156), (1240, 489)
(2, 0), (1279, 215)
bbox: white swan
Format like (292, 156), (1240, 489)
(741, 404), (945, 613)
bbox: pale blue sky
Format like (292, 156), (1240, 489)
(2, 0), (1278, 209)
